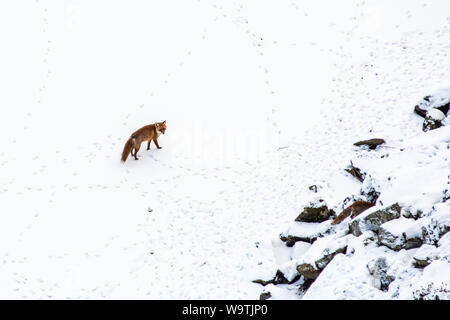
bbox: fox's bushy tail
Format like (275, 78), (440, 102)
(121, 137), (134, 163)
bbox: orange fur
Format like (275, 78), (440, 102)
(331, 201), (374, 225)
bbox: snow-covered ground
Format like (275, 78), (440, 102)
(0, 0), (449, 299)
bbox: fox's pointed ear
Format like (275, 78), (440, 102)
(163, 120), (166, 124)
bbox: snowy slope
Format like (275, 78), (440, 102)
(0, 0), (449, 299)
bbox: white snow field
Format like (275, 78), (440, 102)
(0, 0), (449, 299)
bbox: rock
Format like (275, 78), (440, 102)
(295, 204), (335, 223)
(315, 246), (347, 270)
(422, 109), (445, 132)
(414, 89), (450, 118)
(252, 270), (300, 286)
(280, 220), (333, 246)
(442, 189), (450, 203)
(414, 104), (428, 118)
(349, 220), (363, 237)
(308, 185), (318, 193)
(278, 260), (302, 283)
(412, 261), (450, 300)
(415, 88), (450, 131)
(344, 161), (366, 182)
(413, 257), (431, 269)
(259, 291), (272, 300)
(428, 108), (447, 120)
(362, 231), (377, 246)
(438, 232), (450, 260)
(378, 218), (423, 251)
(295, 235), (348, 280)
(413, 245), (439, 268)
(413, 282), (450, 300)
(297, 278), (315, 296)
(401, 206), (423, 220)
(360, 175), (381, 203)
(421, 205), (450, 245)
(367, 257), (395, 291)
(349, 203), (402, 237)
(279, 235), (311, 247)
(353, 138), (386, 149)
(296, 263), (321, 280)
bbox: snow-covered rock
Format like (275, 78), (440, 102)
(378, 218), (423, 251)
(279, 220), (333, 246)
(366, 257), (395, 291)
(295, 234), (349, 280)
(413, 244), (440, 268)
(349, 203), (402, 237)
(294, 199), (335, 223)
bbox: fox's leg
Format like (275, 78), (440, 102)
(133, 144), (141, 160)
(153, 138), (162, 149)
(147, 140), (151, 150)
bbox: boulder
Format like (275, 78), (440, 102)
(315, 246), (347, 270)
(295, 204), (335, 223)
(344, 161), (366, 182)
(280, 220), (333, 246)
(438, 233), (450, 263)
(421, 206), (450, 245)
(422, 109), (445, 132)
(360, 175), (381, 203)
(295, 235), (348, 280)
(296, 263), (321, 280)
(401, 206), (424, 220)
(279, 235), (312, 247)
(349, 203), (401, 236)
(366, 257), (395, 291)
(252, 270), (300, 286)
(377, 218), (423, 251)
(353, 138), (386, 149)
(414, 88), (450, 131)
(413, 244), (439, 268)
(412, 261), (450, 300)
(443, 189), (450, 203)
(414, 89), (450, 118)
(259, 291), (272, 300)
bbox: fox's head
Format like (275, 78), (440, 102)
(156, 120), (167, 134)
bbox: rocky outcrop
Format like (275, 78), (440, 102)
(377, 218), (423, 250)
(252, 270), (300, 286)
(296, 263), (321, 280)
(367, 257), (395, 291)
(344, 161), (366, 182)
(423, 109), (445, 132)
(295, 236), (348, 280)
(259, 291), (272, 300)
(280, 219), (333, 246)
(295, 200), (335, 223)
(413, 244), (440, 268)
(414, 88), (450, 131)
(349, 203), (402, 237)
(421, 207), (450, 245)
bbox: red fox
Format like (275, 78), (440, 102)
(331, 200), (374, 225)
(121, 121), (166, 163)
